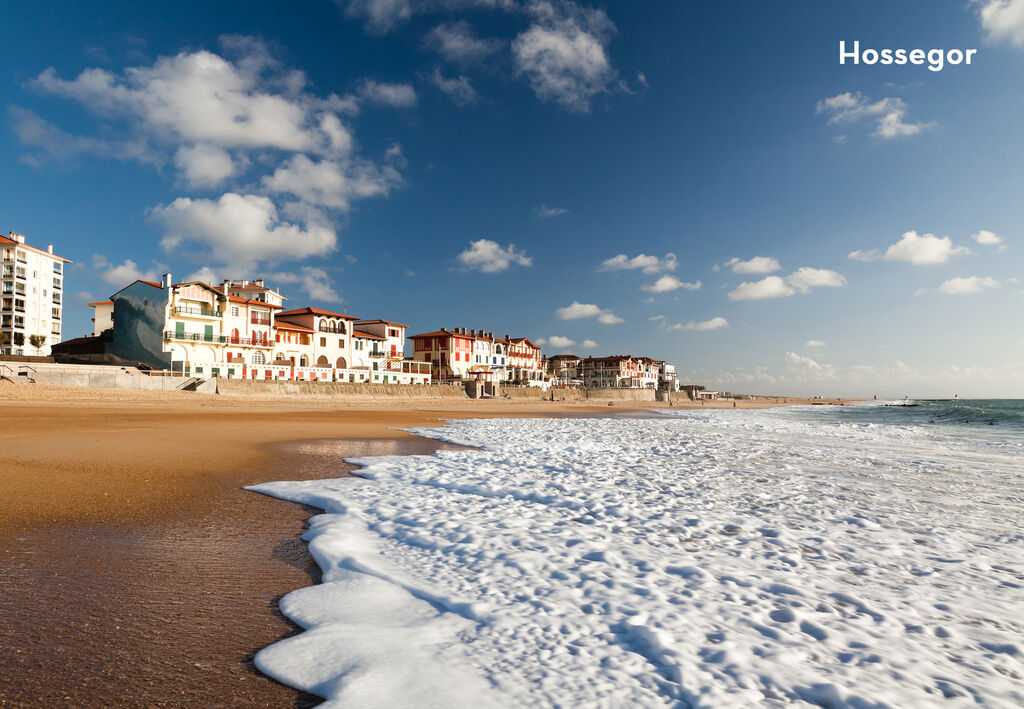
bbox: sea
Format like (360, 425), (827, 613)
(249, 400), (1024, 708)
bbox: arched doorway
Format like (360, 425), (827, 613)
(336, 356), (347, 369)
(300, 355), (309, 367)
(317, 355), (329, 367)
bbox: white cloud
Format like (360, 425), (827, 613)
(728, 268), (846, 300)
(534, 204), (568, 218)
(786, 267), (847, 293)
(816, 91), (933, 140)
(805, 340), (827, 348)
(648, 314), (665, 321)
(173, 144), (236, 187)
(938, 276), (999, 295)
(848, 249), (880, 262)
(884, 230), (969, 265)
(641, 275), (701, 293)
(92, 254), (162, 286)
(598, 252), (677, 274)
(724, 256), (780, 274)
(267, 266), (343, 303)
(9, 105), (156, 166)
(341, 0), (415, 33)
(358, 79), (418, 108)
(186, 266), (221, 284)
(456, 239), (532, 273)
(149, 192), (337, 270)
(430, 68), (481, 106)
(512, 3), (617, 112)
(425, 21), (503, 64)
(555, 300), (622, 324)
(580, 339), (598, 349)
(972, 229), (1004, 246)
(785, 351), (836, 379)
(546, 335), (576, 348)
(262, 154), (401, 211)
(728, 275), (795, 301)
(669, 316), (728, 332)
(976, 0), (1024, 47)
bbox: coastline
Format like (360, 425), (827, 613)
(0, 383), (850, 706)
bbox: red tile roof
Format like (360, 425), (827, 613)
(227, 294), (283, 308)
(273, 322), (314, 332)
(355, 319), (408, 328)
(353, 330), (385, 339)
(277, 306), (358, 320)
(409, 329), (457, 339)
(87, 300), (114, 307)
(0, 234), (72, 262)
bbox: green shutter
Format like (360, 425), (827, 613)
(204, 324), (213, 341)
(175, 321), (185, 338)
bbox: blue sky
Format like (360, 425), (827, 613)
(2, 0), (1022, 397)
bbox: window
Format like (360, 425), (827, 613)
(338, 338), (344, 348)
(320, 337), (326, 347)
(231, 306), (239, 316)
(53, 263), (61, 273)
(52, 293), (61, 304)
(252, 351), (265, 365)
(389, 328), (398, 337)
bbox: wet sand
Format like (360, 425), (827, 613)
(0, 384), (849, 707)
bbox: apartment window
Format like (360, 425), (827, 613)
(16, 251), (26, 263)
(16, 267), (25, 279)
(53, 278), (61, 289)
(231, 306), (239, 316)
(53, 263), (61, 273)
(320, 337), (326, 347)
(338, 338), (345, 348)
(389, 328), (398, 337)
(52, 307), (60, 319)
(52, 293), (61, 304)
(355, 340), (363, 351)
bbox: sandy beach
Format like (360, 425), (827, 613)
(0, 384), (846, 706)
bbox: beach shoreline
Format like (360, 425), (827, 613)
(0, 383), (851, 706)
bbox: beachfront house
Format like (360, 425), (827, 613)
(88, 300), (113, 336)
(353, 319), (430, 384)
(274, 307), (359, 381)
(507, 337), (545, 386)
(547, 354), (582, 384)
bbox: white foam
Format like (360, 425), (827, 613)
(250, 410), (1024, 707)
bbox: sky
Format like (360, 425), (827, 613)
(2, 0), (1022, 397)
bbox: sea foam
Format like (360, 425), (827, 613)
(250, 407), (1024, 707)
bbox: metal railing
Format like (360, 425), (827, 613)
(164, 330), (227, 343)
(173, 305), (221, 318)
(250, 315), (271, 325)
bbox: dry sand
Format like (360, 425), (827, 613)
(0, 383), (848, 707)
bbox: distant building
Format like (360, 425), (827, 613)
(1, 231), (70, 355)
(547, 354), (582, 384)
(88, 300), (114, 336)
(410, 327), (544, 385)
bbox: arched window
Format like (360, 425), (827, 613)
(495, 345), (503, 354)
(336, 356), (347, 369)
(317, 355), (330, 368)
(252, 351), (265, 365)
(300, 355), (309, 367)
(338, 322), (346, 334)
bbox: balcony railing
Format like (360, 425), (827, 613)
(174, 305), (221, 318)
(368, 350), (386, 358)
(250, 315), (271, 325)
(164, 330), (227, 343)
(228, 335), (271, 347)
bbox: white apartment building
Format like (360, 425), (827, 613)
(89, 300), (114, 336)
(1, 231), (70, 355)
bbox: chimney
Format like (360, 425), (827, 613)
(255, 278), (264, 287)
(222, 281), (229, 296)
(47, 244), (53, 254)
(161, 273), (172, 288)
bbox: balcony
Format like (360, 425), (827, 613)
(250, 314), (271, 325)
(164, 330), (227, 344)
(174, 305), (221, 318)
(368, 350), (386, 358)
(228, 335), (271, 347)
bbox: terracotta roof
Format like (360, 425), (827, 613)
(549, 354), (580, 360)
(355, 319), (408, 328)
(510, 337), (541, 349)
(409, 329), (457, 339)
(277, 306), (358, 320)
(273, 322), (314, 332)
(353, 330), (385, 339)
(227, 294), (283, 309)
(138, 279), (163, 288)
(87, 301), (114, 307)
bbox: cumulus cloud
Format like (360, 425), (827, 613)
(150, 192), (337, 270)
(580, 338), (598, 348)
(456, 239), (532, 273)
(546, 335), (576, 348)
(21, 37), (410, 278)
(173, 144), (236, 187)
(668, 316), (728, 332)
(555, 300), (622, 324)
(93, 254), (163, 286)
(534, 204), (568, 218)
(430, 68), (481, 106)
(640, 275), (701, 293)
(938, 276), (999, 295)
(9, 105), (156, 166)
(512, 2), (618, 112)
(976, 0), (1024, 47)
(267, 266), (343, 302)
(728, 268), (846, 300)
(724, 256), (780, 274)
(358, 79), (417, 108)
(425, 21), (504, 64)
(598, 252), (677, 274)
(786, 267), (847, 293)
(816, 91), (933, 139)
(341, 0), (415, 33)
(785, 351), (836, 379)
(805, 340), (827, 348)
(972, 229), (1004, 247)
(848, 249), (880, 262)
(884, 230), (969, 265)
